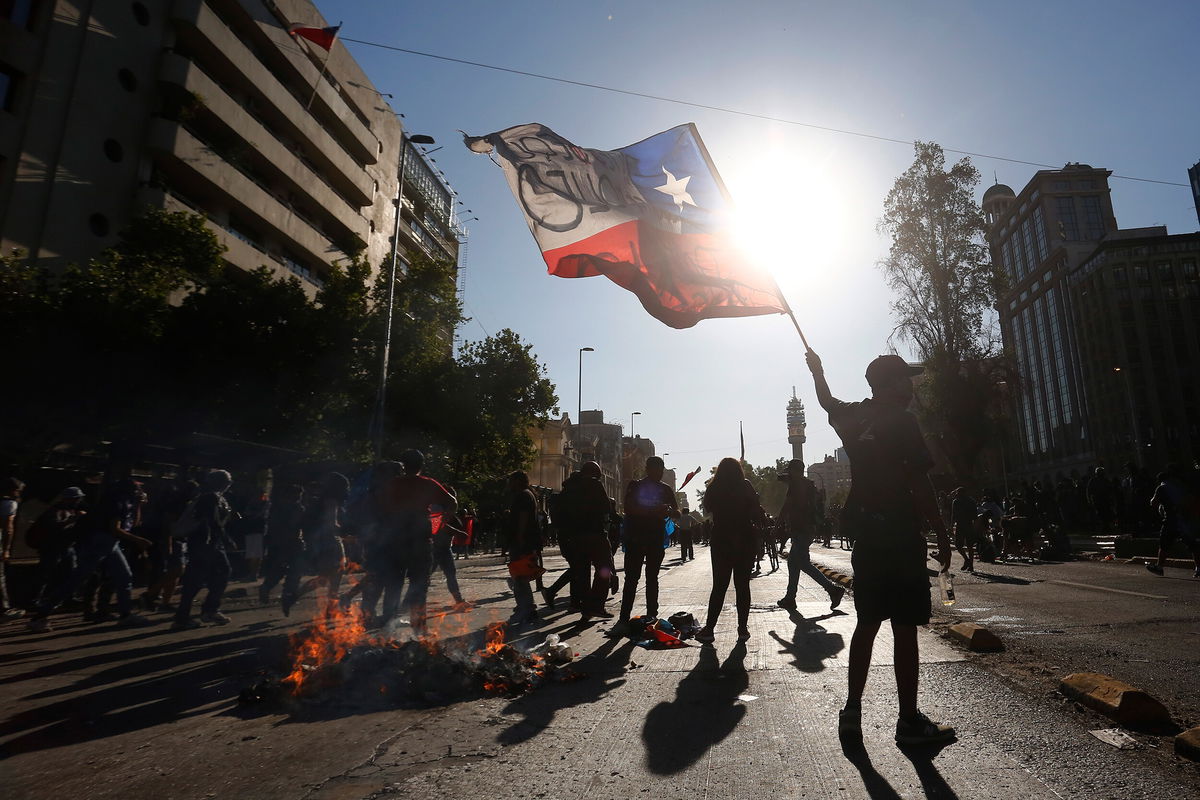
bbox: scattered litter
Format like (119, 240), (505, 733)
(528, 633), (574, 665)
(737, 694), (759, 703)
(1089, 729), (1140, 750)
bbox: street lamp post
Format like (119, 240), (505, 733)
(372, 131), (436, 460)
(630, 411), (642, 439)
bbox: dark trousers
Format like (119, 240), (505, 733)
(32, 546), (77, 608)
(39, 533), (134, 617)
(380, 537), (432, 628)
(261, 544), (303, 600)
(619, 537), (666, 620)
(784, 535), (838, 599)
(579, 534), (615, 613)
(175, 543), (230, 619)
(705, 540), (754, 630)
(548, 535), (587, 606)
(679, 531), (694, 560)
(432, 543), (463, 602)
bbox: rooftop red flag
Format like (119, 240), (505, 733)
(465, 123), (788, 329)
(288, 23), (340, 51)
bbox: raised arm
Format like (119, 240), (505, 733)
(805, 350), (840, 412)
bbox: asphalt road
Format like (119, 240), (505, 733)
(2, 545), (1198, 799)
(810, 545), (1200, 727)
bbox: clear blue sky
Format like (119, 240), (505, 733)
(321, 0), (1198, 503)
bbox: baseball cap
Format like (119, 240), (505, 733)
(865, 354), (923, 389)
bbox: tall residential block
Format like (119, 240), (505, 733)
(0, 0), (460, 295)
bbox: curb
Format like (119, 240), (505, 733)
(815, 565), (853, 590)
(946, 622), (1004, 652)
(1175, 727), (1200, 761)
(1060, 672), (1173, 730)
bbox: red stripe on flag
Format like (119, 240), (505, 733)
(288, 24), (339, 50)
(541, 220), (785, 329)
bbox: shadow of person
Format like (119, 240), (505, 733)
(641, 642), (749, 775)
(898, 738), (961, 799)
(768, 609), (845, 673)
(839, 738), (904, 800)
(494, 636), (634, 747)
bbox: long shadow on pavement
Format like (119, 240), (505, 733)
(492, 633), (634, 747)
(0, 626), (291, 756)
(769, 609), (846, 673)
(641, 642), (748, 775)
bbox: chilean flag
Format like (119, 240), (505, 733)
(288, 23), (340, 51)
(466, 123), (787, 329)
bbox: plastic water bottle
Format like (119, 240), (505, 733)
(939, 570), (956, 606)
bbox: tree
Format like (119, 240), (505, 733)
(878, 142), (1008, 482)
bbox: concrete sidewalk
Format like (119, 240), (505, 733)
(2, 545), (1197, 799)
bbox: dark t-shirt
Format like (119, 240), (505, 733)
(705, 478), (759, 545)
(828, 397), (934, 522)
(190, 491), (231, 547)
(555, 474), (611, 537)
(624, 478), (678, 546)
(781, 477), (818, 533)
(951, 495), (977, 527)
(507, 488), (540, 556)
(86, 493), (138, 538)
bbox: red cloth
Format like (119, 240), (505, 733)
(288, 24), (339, 50)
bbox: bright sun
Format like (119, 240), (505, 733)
(729, 152), (853, 295)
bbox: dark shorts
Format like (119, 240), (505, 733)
(847, 514), (930, 625)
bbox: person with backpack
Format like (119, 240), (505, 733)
(25, 486), (86, 610)
(171, 470), (236, 630)
(141, 478), (198, 612)
(618, 456), (679, 626)
(29, 478), (153, 631)
(505, 470), (544, 626)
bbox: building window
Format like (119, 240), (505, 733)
(117, 68), (138, 92)
(103, 139), (123, 162)
(1052, 180), (1070, 191)
(89, 213), (110, 237)
(1001, 240), (1016, 282)
(1055, 197), (1079, 240)
(1081, 195), (1104, 239)
(1033, 207), (1049, 261)
(1021, 217), (1038, 272)
(1135, 264), (1149, 284)
(1113, 266), (1127, 285)
(1156, 262), (1173, 283)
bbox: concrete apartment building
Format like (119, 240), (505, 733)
(985, 163), (1200, 482)
(807, 447), (850, 510)
(527, 413), (574, 491)
(0, 0), (460, 295)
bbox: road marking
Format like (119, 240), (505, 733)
(1047, 580), (1167, 599)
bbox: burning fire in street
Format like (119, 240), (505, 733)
(243, 598), (578, 708)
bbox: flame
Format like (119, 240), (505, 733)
(283, 599), (376, 694)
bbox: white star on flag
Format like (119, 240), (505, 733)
(654, 167), (695, 209)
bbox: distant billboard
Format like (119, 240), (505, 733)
(1191, 161), (1200, 227)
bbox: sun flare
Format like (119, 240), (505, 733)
(729, 152), (853, 294)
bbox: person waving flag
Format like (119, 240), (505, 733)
(466, 123), (789, 329)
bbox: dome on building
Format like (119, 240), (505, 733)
(983, 183), (1016, 203)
